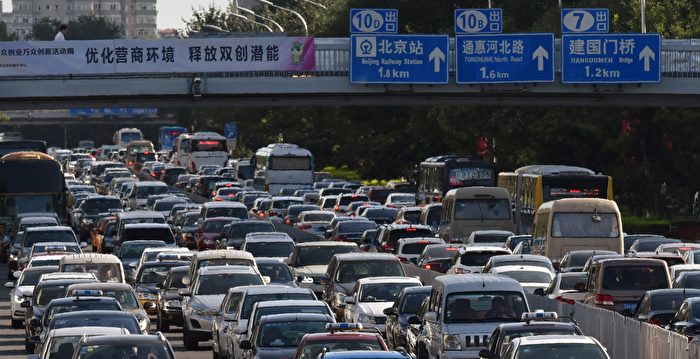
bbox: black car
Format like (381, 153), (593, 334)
(558, 250), (618, 272)
(157, 265), (189, 331)
(667, 297), (700, 339)
(360, 207), (399, 225)
(416, 244), (463, 273)
(218, 220), (276, 249)
(384, 286), (431, 350)
(133, 260), (190, 315)
(627, 237), (681, 255)
(329, 220), (378, 244)
(635, 289), (700, 327)
(161, 167), (188, 185)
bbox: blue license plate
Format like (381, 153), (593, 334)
(623, 303), (637, 311)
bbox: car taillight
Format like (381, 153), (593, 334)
(298, 224), (311, 230)
(284, 218), (292, 225)
(382, 243), (394, 251)
(424, 264), (432, 270)
(555, 296), (576, 305)
(269, 211), (276, 216)
(151, 173), (157, 177)
(648, 317), (661, 326)
(387, 204), (395, 208)
(334, 205), (340, 212)
(212, 191), (217, 196)
(595, 294), (614, 306)
(128, 161), (134, 166)
(398, 256), (408, 263)
(406, 228), (417, 232)
(258, 212), (265, 218)
(336, 235), (347, 242)
(265, 184), (269, 192)
(215, 197), (222, 201)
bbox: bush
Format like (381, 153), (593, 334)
(321, 166), (362, 182)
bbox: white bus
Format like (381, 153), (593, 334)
(112, 128), (143, 149)
(185, 132), (228, 173)
(254, 143), (314, 195)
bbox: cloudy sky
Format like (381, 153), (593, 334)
(158, 0), (232, 29)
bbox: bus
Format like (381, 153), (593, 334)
(185, 132), (229, 173)
(417, 155), (497, 203)
(0, 140), (47, 156)
(113, 128), (143, 148)
(254, 143), (314, 195)
(437, 186), (513, 243)
(158, 126), (187, 151)
(0, 152), (67, 232)
(498, 165), (613, 234)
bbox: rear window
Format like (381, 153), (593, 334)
(602, 265), (668, 290)
(339, 195), (369, 206)
(207, 207), (248, 219)
(455, 199), (510, 220)
(241, 293), (316, 319)
(272, 199), (303, 209)
(228, 222), (275, 239)
(303, 213), (335, 222)
(649, 293), (688, 312)
(401, 242), (434, 255)
(368, 189), (393, 203)
(204, 220), (231, 233)
(460, 251), (502, 266)
(24, 231), (76, 248)
(387, 228), (433, 245)
(559, 274), (588, 290)
(473, 234), (510, 243)
(122, 228), (174, 243)
(338, 221), (376, 233)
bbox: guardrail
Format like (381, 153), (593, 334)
(402, 264), (691, 359)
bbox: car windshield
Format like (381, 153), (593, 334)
(295, 245), (358, 267)
(245, 242), (295, 258)
(167, 271), (188, 289)
(257, 262), (293, 283)
(299, 339), (383, 359)
(444, 291), (527, 323)
(461, 252), (503, 266)
(649, 293), (689, 311)
(82, 198), (121, 214)
(253, 306), (330, 328)
(120, 132), (142, 143)
(514, 343), (607, 359)
(228, 223), (275, 238)
(335, 260), (404, 283)
(568, 253), (601, 267)
(24, 231), (76, 248)
(194, 274), (262, 295)
(204, 220), (231, 233)
(19, 270), (52, 286)
(497, 270), (552, 284)
(241, 293), (315, 319)
(637, 240), (678, 252)
(473, 234), (511, 243)
(78, 343), (172, 359)
(495, 260), (551, 271)
(208, 207), (247, 219)
(120, 242), (165, 258)
(359, 282), (420, 302)
(602, 265), (668, 290)
(402, 211), (421, 223)
(94, 290), (139, 309)
(401, 292), (430, 314)
(136, 186), (168, 198)
(499, 328), (580, 355)
(338, 221), (376, 234)
(258, 321), (329, 348)
(552, 213), (619, 238)
(454, 199), (510, 220)
(63, 263), (122, 283)
(139, 265), (178, 284)
(46, 336), (91, 359)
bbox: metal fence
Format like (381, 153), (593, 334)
(403, 264), (692, 359)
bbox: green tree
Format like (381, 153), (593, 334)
(0, 21), (18, 41)
(29, 18), (61, 40)
(67, 16), (122, 40)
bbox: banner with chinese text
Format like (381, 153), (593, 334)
(0, 37), (315, 76)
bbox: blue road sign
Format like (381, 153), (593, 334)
(350, 34), (449, 84)
(454, 9), (502, 34)
(69, 108), (157, 116)
(455, 33), (555, 84)
(224, 122), (237, 139)
(561, 8), (609, 33)
(562, 33), (661, 83)
(350, 9), (398, 34)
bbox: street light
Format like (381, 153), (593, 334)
(237, 6), (285, 32)
(232, 12), (273, 32)
(296, 0), (327, 10)
(251, 0), (308, 36)
(641, 0), (647, 33)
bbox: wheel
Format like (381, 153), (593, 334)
(157, 312), (170, 332)
(183, 327), (198, 350)
(11, 318), (22, 329)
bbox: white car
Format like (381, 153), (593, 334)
(343, 276), (422, 334)
(503, 335), (611, 359)
(540, 272), (589, 304)
(4, 266), (56, 328)
(669, 264), (700, 281)
(463, 230), (515, 247)
(384, 193), (417, 209)
(489, 265), (555, 293)
(39, 326), (128, 359)
(446, 245), (511, 275)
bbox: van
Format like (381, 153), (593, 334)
(412, 274), (529, 358)
(531, 198), (624, 261)
(59, 253), (126, 284)
(438, 187), (513, 243)
(182, 249), (256, 286)
(126, 182), (169, 210)
(580, 257), (670, 315)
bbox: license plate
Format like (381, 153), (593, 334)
(623, 303), (637, 311)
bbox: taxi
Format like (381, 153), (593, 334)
(294, 323), (388, 359)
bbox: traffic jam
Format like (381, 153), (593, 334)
(0, 127), (693, 359)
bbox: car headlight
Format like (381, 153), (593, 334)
(165, 300), (181, 308)
(443, 334), (462, 351)
(358, 314), (376, 324)
(137, 292), (157, 300)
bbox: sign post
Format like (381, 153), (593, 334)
(224, 122), (237, 151)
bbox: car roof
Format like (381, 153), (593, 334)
(59, 253), (121, 263)
(193, 249), (255, 260)
(497, 321), (580, 332)
(231, 285), (312, 295)
(492, 265), (554, 274)
(40, 272), (97, 281)
(460, 245), (511, 253)
(244, 235), (294, 243)
(434, 274), (524, 292)
(254, 299), (327, 308)
(356, 276), (422, 285)
(296, 241), (358, 248)
(258, 313), (334, 324)
(123, 223), (171, 229)
(19, 217), (58, 224)
(254, 258), (286, 265)
(644, 288), (700, 297)
(397, 237), (443, 244)
(514, 334), (598, 345)
(597, 257), (667, 266)
(471, 230), (515, 235)
(319, 351), (407, 358)
(32, 241), (80, 247)
(47, 326), (128, 337)
(118, 211), (164, 219)
(48, 296), (119, 305)
(491, 254), (551, 262)
(80, 334), (168, 345)
(25, 226), (73, 233)
(66, 282), (135, 291)
(203, 201), (247, 208)
(334, 253), (400, 261)
(198, 265), (258, 275)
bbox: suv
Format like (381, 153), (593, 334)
(412, 274), (530, 359)
(287, 241), (359, 298)
(126, 182), (168, 209)
(375, 224), (434, 253)
(322, 253), (405, 320)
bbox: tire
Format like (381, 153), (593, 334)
(157, 312), (170, 332)
(183, 327), (199, 350)
(11, 318), (22, 329)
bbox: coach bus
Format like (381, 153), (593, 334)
(254, 143), (314, 195)
(498, 165), (613, 234)
(417, 155), (497, 203)
(158, 126), (187, 151)
(0, 140), (47, 157)
(0, 152), (66, 232)
(113, 128), (143, 148)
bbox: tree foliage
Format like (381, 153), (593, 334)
(67, 16), (122, 40)
(29, 18), (61, 40)
(0, 21), (18, 41)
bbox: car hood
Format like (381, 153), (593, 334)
(190, 294), (225, 310)
(293, 265), (328, 276)
(357, 302), (393, 317)
(16, 285), (34, 296)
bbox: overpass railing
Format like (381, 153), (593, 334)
(402, 264), (691, 359)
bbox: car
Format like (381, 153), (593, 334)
(501, 335), (610, 359)
(360, 207), (399, 225)
(181, 265), (266, 350)
(37, 326), (128, 359)
(629, 252), (686, 267)
(17, 226), (80, 271)
(254, 258), (296, 287)
(328, 220), (377, 244)
(463, 230), (515, 247)
(287, 241), (359, 297)
(267, 196), (304, 218)
(72, 333), (176, 359)
(412, 274), (530, 359)
(294, 323), (389, 359)
(446, 246), (511, 275)
(375, 224), (433, 252)
(322, 253), (406, 320)
(392, 237), (444, 264)
(667, 297), (700, 339)
(393, 206), (423, 225)
(656, 242), (700, 256)
(26, 254), (70, 269)
(558, 250), (618, 272)
(384, 286), (431, 350)
(132, 260), (190, 313)
(634, 288), (700, 327)
(90, 216), (117, 253)
(4, 265), (57, 329)
(116, 223), (176, 253)
(536, 272), (589, 305)
(184, 249), (257, 285)
(684, 249), (700, 265)
(488, 265), (555, 294)
(238, 313), (335, 359)
(240, 232), (295, 259)
(669, 264), (700, 281)
(503, 235), (532, 252)
(346, 201), (381, 217)
(627, 237), (681, 255)
(161, 166), (188, 185)
(29, 242), (81, 258)
(295, 210), (337, 235)
(415, 244), (462, 273)
(133, 246), (192, 274)
(384, 193), (417, 208)
(217, 220), (276, 250)
(478, 311), (584, 359)
(65, 282), (152, 333)
(482, 254), (555, 273)
(214, 187), (244, 202)
(156, 265), (189, 332)
(581, 253), (624, 273)
(312, 351), (409, 359)
(116, 240), (168, 279)
(196, 217), (237, 251)
(344, 276), (422, 334)
(284, 204), (323, 225)
(333, 194), (371, 214)
(152, 197), (189, 218)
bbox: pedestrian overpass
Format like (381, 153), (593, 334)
(1, 38), (699, 109)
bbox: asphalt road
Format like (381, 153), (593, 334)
(0, 259), (211, 359)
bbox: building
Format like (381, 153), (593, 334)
(1, 0), (157, 39)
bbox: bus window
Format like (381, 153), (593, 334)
(269, 156), (311, 170)
(551, 212), (619, 238)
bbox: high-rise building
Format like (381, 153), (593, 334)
(0, 0), (157, 39)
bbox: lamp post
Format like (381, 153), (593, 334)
(641, 0), (647, 33)
(251, 0), (308, 36)
(297, 0), (327, 10)
(232, 13), (273, 32)
(237, 6), (285, 32)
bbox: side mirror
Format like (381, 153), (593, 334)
(574, 283), (587, 292)
(407, 315), (421, 325)
(262, 276), (271, 285)
(479, 349), (496, 359)
(4, 281), (15, 288)
(383, 307), (397, 316)
(533, 288), (545, 296)
(344, 297), (355, 305)
(178, 288), (191, 296)
(239, 340), (253, 350)
(424, 311), (437, 322)
(182, 276), (191, 286)
(552, 261), (561, 271)
(21, 300), (31, 308)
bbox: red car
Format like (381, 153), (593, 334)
(196, 217), (236, 251)
(293, 323), (388, 359)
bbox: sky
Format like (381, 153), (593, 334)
(158, 0), (232, 30)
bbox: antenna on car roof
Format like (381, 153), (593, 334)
(481, 274), (486, 288)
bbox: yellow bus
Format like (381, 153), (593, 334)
(498, 165), (613, 234)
